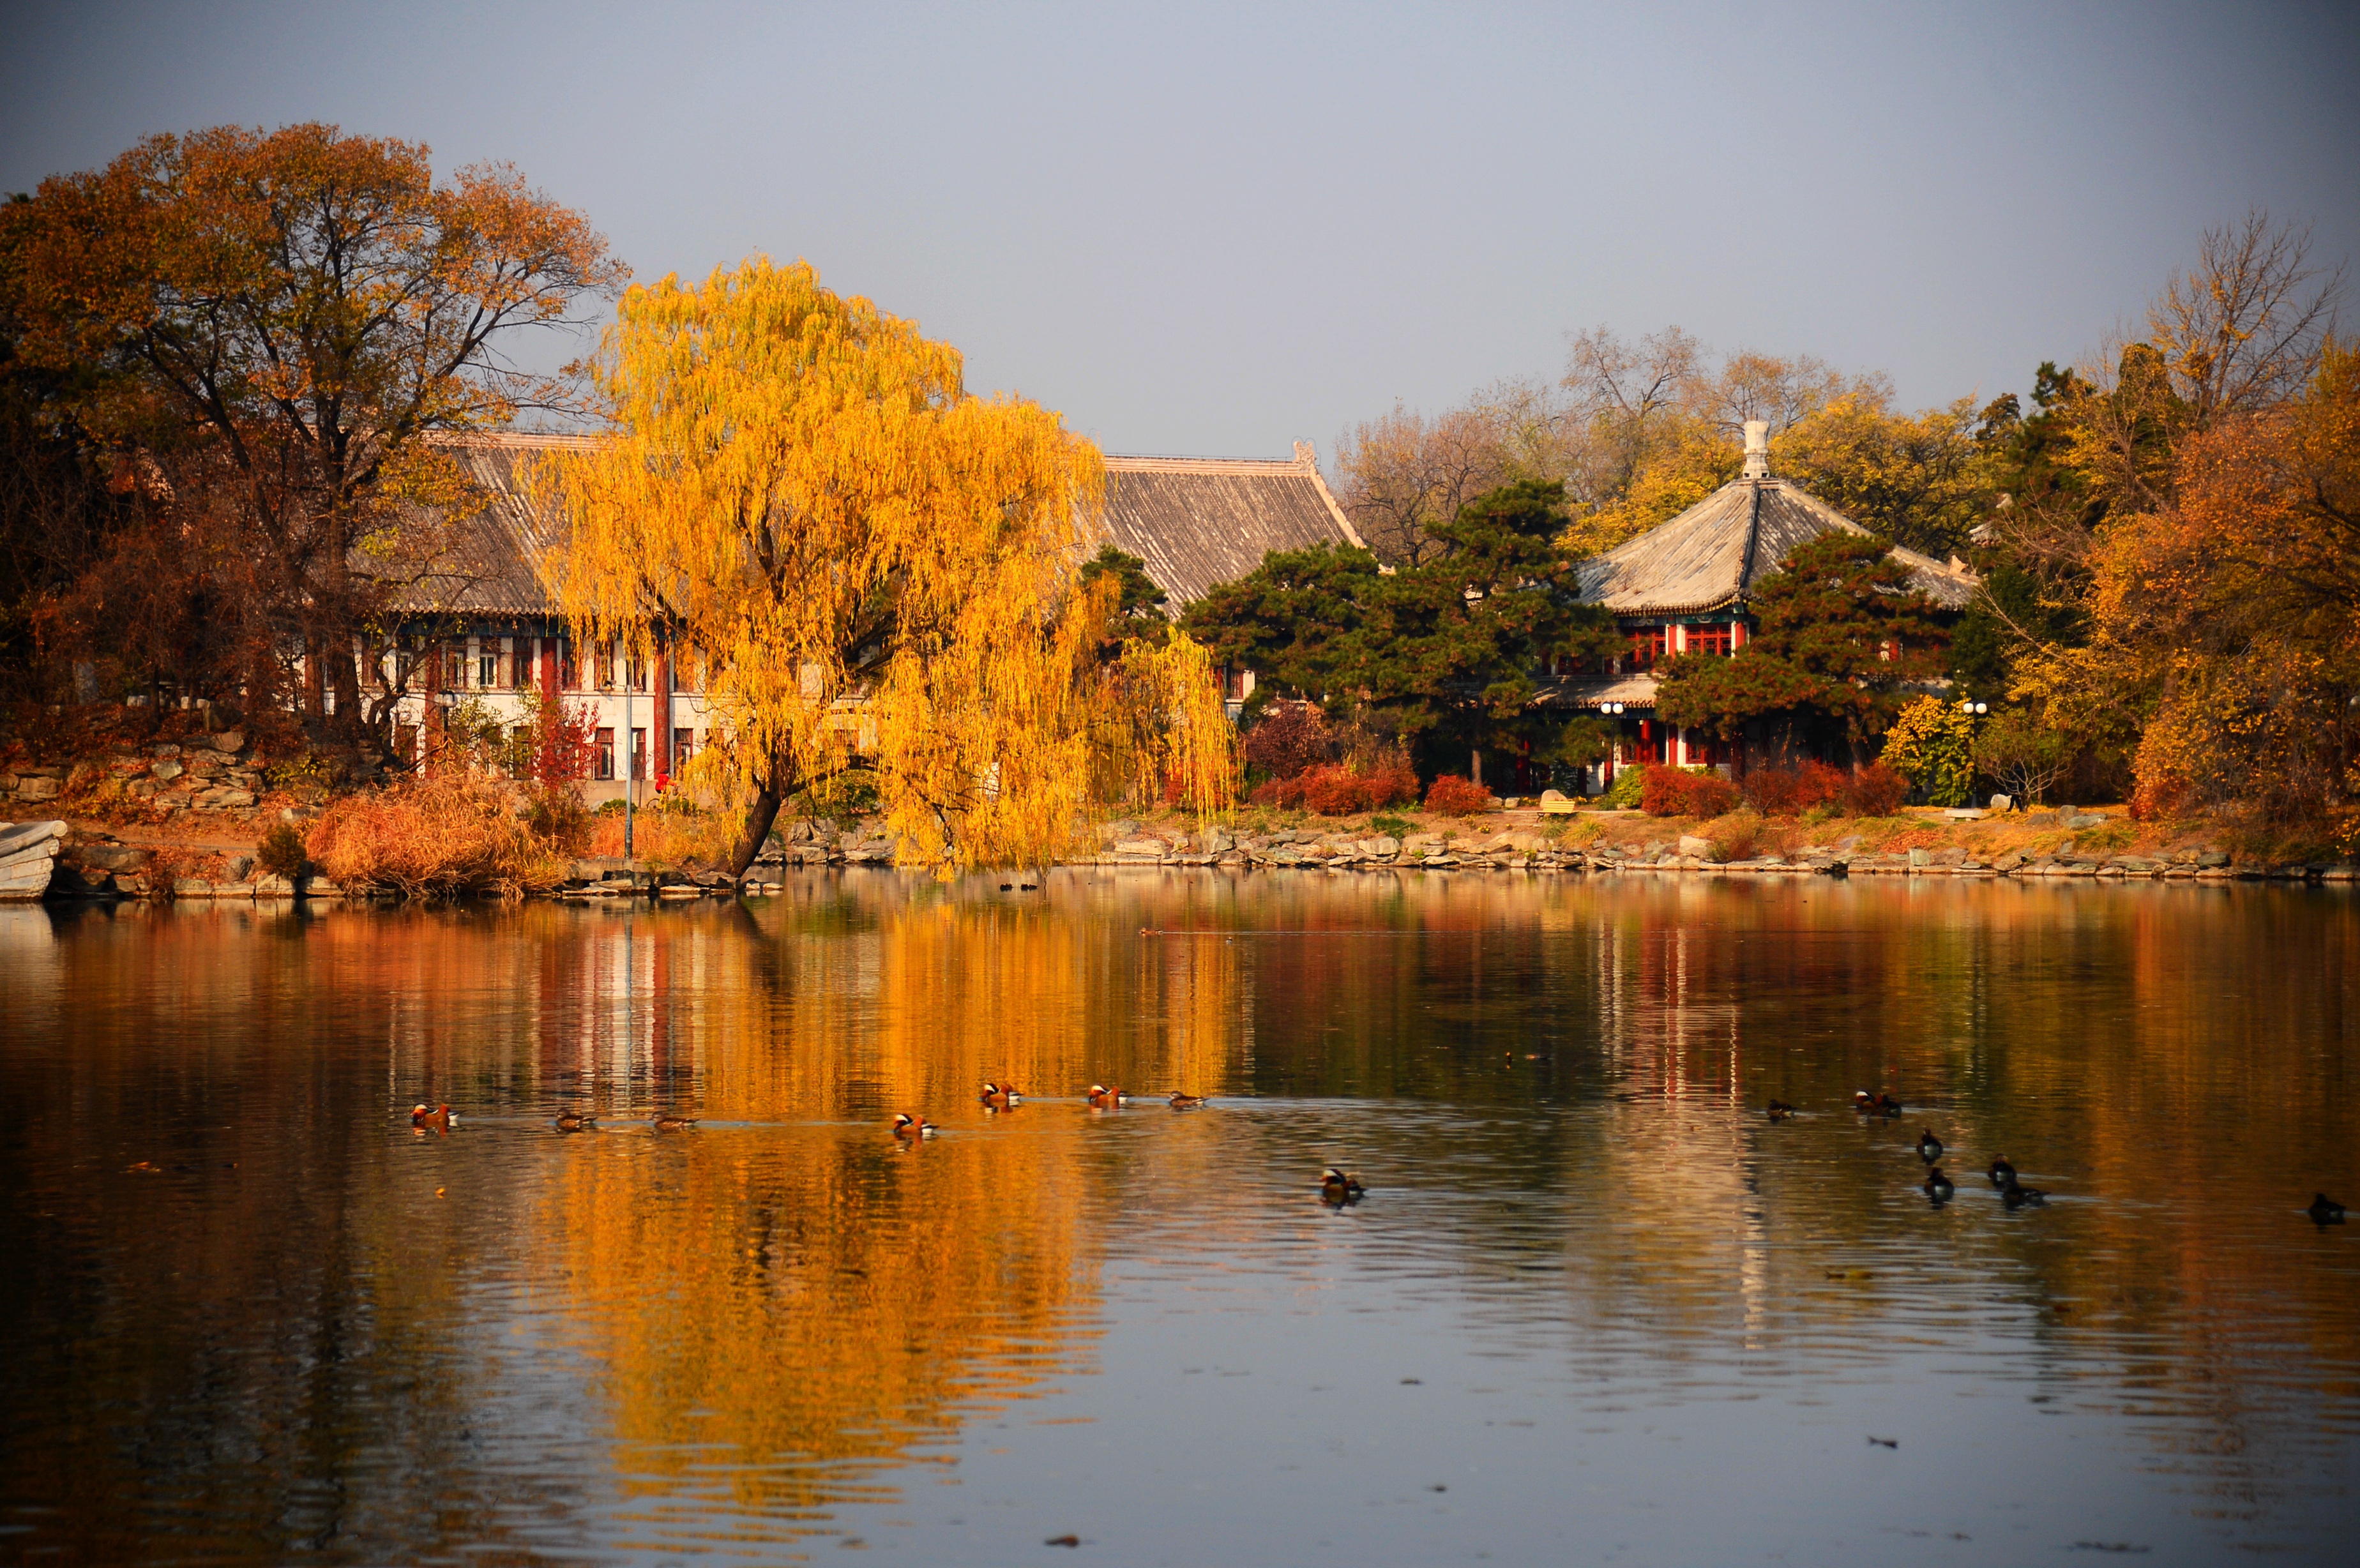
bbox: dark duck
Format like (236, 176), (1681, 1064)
(2308, 1192), (2347, 1225)
(2001, 1177), (2048, 1209)
(651, 1115), (697, 1132)
(1766, 1100), (1797, 1122)
(1916, 1129), (1944, 1163)
(1167, 1092), (1208, 1110)
(1320, 1167), (1366, 1206)
(554, 1111), (596, 1133)
(1922, 1166), (1955, 1201)
(1987, 1155), (2016, 1187)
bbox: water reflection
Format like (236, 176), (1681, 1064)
(3, 873), (2356, 1564)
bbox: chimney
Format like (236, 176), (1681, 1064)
(1741, 420), (1769, 479)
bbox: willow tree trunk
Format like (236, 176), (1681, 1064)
(729, 767), (792, 878)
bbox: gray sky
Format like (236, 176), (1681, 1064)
(7, 1), (2356, 464)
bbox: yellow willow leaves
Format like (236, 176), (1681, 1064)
(536, 255), (1234, 871)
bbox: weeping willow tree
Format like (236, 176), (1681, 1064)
(539, 257), (1234, 875)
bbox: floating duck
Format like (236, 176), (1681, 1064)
(1987, 1155), (2017, 1187)
(1321, 1167), (1366, 1205)
(1854, 1090), (1902, 1117)
(2001, 1178), (2047, 1209)
(651, 1115), (697, 1132)
(893, 1113), (939, 1140)
(410, 1103), (454, 1135)
(980, 1082), (1023, 1108)
(1767, 1099), (1797, 1122)
(554, 1111), (596, 1133)
(1916, 1129), (1944, 1163)
(1087, 1084), (1130, 1108)
(1167, 1092), (1207, 1110)
(1922, 1166), (1955, 1200)
(2308, 1192), (2347, 1224)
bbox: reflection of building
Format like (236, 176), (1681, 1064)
(355, 438), (1361, 794)
(1545, 421), (1976, 788)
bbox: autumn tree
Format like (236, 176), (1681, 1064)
(0, 123), (624, 727)
(1331, 379), (1577, 566)
(542, 257), (1234, 876)
(1555, 326), (1921, 555)
(1653, 532), (1951, 765)
(1985, 211), (2349, 817)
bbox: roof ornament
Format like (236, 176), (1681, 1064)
(1293, 440), (1318, 469)
(1741, 419), (1770, 480)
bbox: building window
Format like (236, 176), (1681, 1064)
(626, 651), (648, 693)
(512, 639), (534, 689)
(630, 728), (647, 781)
(674, 727), (695, 773)
(441, 642), (467, 691)
(479, 642), (500, 689)
(1624, 626), (1669, 669)
(556, 639), (577, 691)
(593, 727), (615, 781)
(1687, 624), (1733, 657)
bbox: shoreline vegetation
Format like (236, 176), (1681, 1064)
(14, 780), (2360, 904)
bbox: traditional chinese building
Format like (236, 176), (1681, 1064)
(1548, 421), (1976, 788)
(363, 434), (1359, 802)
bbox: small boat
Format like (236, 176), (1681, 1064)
(651, 1115), (697, 1132)
(2001, 1178), (2047, 1209)
(1167, 1092), (1207, 1110)
(1922, 1165), (1955, 1200)
(1766, 1099), (1797, 1122)
(554, 1111), (596, 1133)
(2308, 1192), (2347, 1224)
(1988, 1155), (2016, 1187)
(410, 1103), (454, 1135)
(1916, 1129), (1944, 1163)
(1321, 1167), (1366, 1205)
(893, 1113), (939, 1140)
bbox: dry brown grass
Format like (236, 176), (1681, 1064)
(587, 806), (741, 867)
(306, 773), (564, 900)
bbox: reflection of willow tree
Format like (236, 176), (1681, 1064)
(547, 1131), (1093, 1512)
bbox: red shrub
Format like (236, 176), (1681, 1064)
(1250, 754), (1420, 815)
(1243, 704), (1335, 780)
(1844, 761), (1909, 817)
(1639, 765), (1739, 818)
(1741, 768), (1809, 817)
(1742, 761), (1856, 817)
(1423, 773), (1497, 817)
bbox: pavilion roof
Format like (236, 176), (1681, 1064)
(1577, 476), (1976, 619)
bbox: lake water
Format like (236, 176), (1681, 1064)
(3, 871), (2356, 1565)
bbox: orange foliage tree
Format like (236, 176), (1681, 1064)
(2088, 342), (2360, 818)
(1, 123), (624, 728)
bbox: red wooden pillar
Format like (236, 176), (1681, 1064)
(652, 630), (672, 789)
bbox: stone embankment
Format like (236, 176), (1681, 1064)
(1055, 812), (2359, 883)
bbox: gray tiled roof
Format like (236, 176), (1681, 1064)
(1094, 451), (1363, 608)
(385, 433), (588, 617)
(387, 435), (1363, 621)
(1578, 477), (1976, 617)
